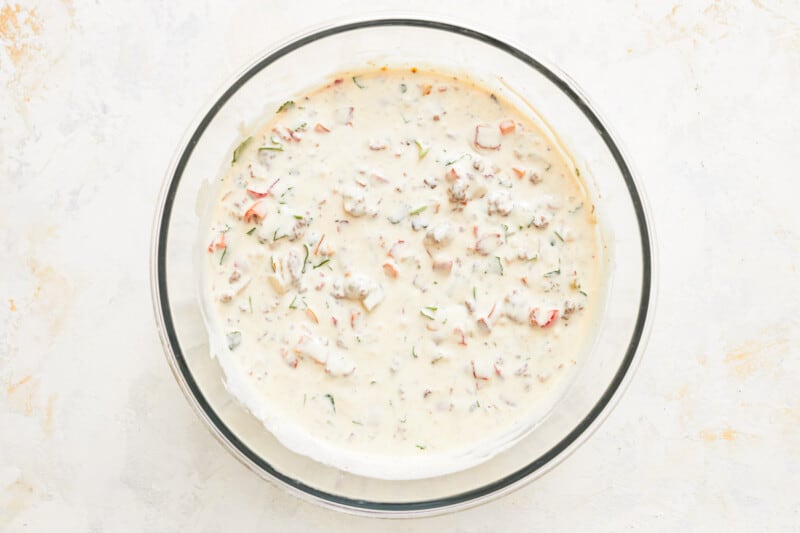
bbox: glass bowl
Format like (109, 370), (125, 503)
(150, 17), (655, 517)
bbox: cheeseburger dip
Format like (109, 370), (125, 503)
(201, 68), (603, 479)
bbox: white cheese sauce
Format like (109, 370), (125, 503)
(201, 69), (603, 479)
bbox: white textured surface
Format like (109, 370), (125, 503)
(1, 1), (799, 530)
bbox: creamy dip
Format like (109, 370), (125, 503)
(201, 68), (602, 479)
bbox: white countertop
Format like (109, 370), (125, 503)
(2, 1), (799, 530)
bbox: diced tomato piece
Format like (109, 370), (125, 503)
(530, 308), (559, 328)
(243, 200), (268, 223)
(246, 187), (269, 198)
(499, 119), (516, 135)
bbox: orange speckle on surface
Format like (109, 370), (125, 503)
(726, 348), (753, 362)
(411, 67), (417, 73)
(724, 336), (790, 379)
(8, 298), (16, 311)
(699, 427), (738, 442)
(61, 0), (75, 17)
(667, 384), (690, 400)
(0, 3), (42, 65)
(44, 395), (56, 435)
(7, 375), (31, 395)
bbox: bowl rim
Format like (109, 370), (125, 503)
(150, 16), (656, 517)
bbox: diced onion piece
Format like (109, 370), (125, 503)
(362, 287), (385, 312)
(471, 359), (492, 380)
(295, 335), (329, 364)
(326, 351), (356, 377)
(474, 124), (501, 150)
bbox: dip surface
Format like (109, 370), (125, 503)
(202, 68), (602, 479)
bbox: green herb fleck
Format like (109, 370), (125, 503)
(288, 295), (299, 310)
(231, 136), (252, 165)
(352, 420), (363, 426)
(370, 380), (377, 385)
(425, 306), (438, 312)
(412, 346), (418, 358)
(259, 145), (284, 152)
(248, 296), (253, 313)
(575, 167), (581, 176)
(352, 76), (365, 89)
(294, 214), (304, 220)
(324, 393), (336, 413)
(277, 100), (295, 113)
(414, 140), (430, 159)
(294, 122), (307, 131)
(495, 256), (504, 276)
(400, 83), (407, 93)
(579, 290), (588, 297)
(226, 331), (242, 350)
(313, 258), (331, 269)
(445, 153), (471, 166)
(273, 230), (288, 242)
(416, 444), (426, 450)
(569, 202), (584, 214)
(420, 308), (435, 320)
(409, 205), (427, 216)
(219, 247), (227, 265)
(544, 268), (561, 278)
(469, 400), (481, 412)
(554, 230), (565, 242)
(302, 244), (310, 274)
(246, 227), (257, 235)
(472, 287), (477, 301)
